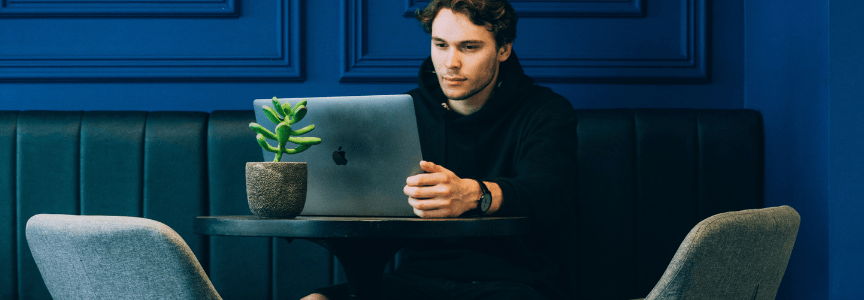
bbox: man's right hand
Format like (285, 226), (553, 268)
(404, 161), (484, 218)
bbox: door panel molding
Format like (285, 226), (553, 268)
(404, 0), (644, 17)
(0, 0), (238, 17)
(0, 0), (302, 82)
(341, 0), (707, 83)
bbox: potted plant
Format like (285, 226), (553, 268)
(246, 97), (321, 219)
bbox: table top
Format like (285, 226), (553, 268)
(194, 215), (531, 239)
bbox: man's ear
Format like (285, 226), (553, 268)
(497, 43), (513, 62)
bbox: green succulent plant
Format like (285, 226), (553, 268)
(250, 97), (322, 162)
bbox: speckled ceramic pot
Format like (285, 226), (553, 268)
(245, 162), (307, 219)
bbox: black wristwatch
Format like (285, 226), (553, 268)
(465, 179), (492, 217)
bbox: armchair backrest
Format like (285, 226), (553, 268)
(26, 214), (222, 300)
(645, 205), (800, 300)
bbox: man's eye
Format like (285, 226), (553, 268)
(435, 43), (447, 48)
(463, 45), (478, 51)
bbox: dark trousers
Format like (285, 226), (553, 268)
(313, 271), (548, 300)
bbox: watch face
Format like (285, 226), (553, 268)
(480, 194), (492, 211)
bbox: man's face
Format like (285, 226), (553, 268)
(430, 8), (511, 101)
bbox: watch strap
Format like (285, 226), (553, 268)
(463, 179), (491, 217)
(474, 179), (492, 214)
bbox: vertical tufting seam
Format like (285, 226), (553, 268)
(8, 112), (19, 300)
(267, 237), (274, 300)
(139, 112), (148, 219)
(14, 113), (23, 298)
(695, 112), (704, 221)
(694, 111), (703, 224)
(143, 112), (151, 220)
(272, 238), (279, 300)
(631, 109), (640, 292)
(75, 111), (86, 215)
(137, 112), (147, 218)
(206, 112), (215, 281)
(79, 112), (85, 217)
(200, 113), (211, 275)
(206, 112), (215, 218)
(757, 111), (765, 208)
(572, 112), (580, 294)
(75, 112), (83, 216)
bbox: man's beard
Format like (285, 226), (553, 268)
(438, 62), (499, 101)
(441, 72), (495, 101)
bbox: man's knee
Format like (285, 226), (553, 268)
(456, 281), (548, 300)
(300, 293), (329, 300)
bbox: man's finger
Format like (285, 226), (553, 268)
(408, 197), (452, 210)
(413, 206), (451, 219)
(405, 185), (448, 199)
(406, 172), (448, 187)
(420, 160), (449, 174)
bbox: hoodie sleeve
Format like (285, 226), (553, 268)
(488, 92), (578, 224)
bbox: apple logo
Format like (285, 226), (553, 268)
(332, 146), (348, 165)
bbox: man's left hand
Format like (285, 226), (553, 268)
(404, 161), (479, 218)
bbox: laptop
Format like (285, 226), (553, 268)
(252, 95), (423, 217)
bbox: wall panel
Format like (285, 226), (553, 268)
(405, 0), (644, 17)
(0, 0), (238, 17)
(342, 0), (707, 82)
(0, 0), (301, 81)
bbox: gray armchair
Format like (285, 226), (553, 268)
(26, 214), (222, 300)
(639, 205), (800, 300)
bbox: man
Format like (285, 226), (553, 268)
(304, 0), (576, 299)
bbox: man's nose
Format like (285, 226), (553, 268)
(444, 49), (461, 69)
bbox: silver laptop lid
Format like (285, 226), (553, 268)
(252, 95), (422, 217)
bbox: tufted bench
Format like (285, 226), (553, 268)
(0, 109), (762, 300)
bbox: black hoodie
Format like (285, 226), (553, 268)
(401, 53), (578, 299)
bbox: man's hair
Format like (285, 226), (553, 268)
(416, 0), (518, 49)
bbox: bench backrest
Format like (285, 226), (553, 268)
(0, 109), (762, 300)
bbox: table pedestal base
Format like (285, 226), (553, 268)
(195, 216), (529, 300)
(306, 238), (405, 300)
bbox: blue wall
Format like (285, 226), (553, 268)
(745, 0), (864, 299)
(829, 0), (864, 298)
(744, 1), (830, 298)
(2, 0), (860, 299)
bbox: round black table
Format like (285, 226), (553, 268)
(194, 215), (530, 300)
